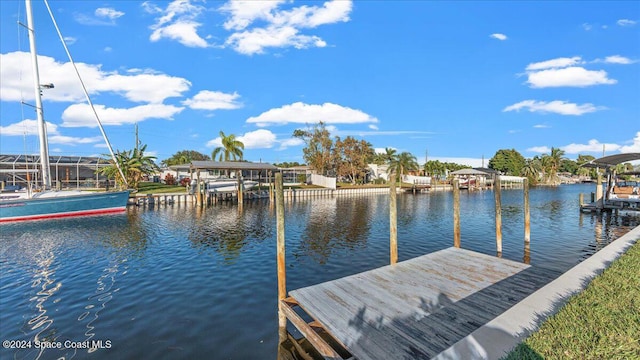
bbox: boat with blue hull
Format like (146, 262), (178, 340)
(0, 0), (130, 223)
(0, 190), (130, 223)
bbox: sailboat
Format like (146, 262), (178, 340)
(0, 0), (130, 223)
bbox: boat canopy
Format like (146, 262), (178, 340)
(582, 153), (640, 168)
(450, 168), (489, 175)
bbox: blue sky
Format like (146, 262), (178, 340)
(1, 0), (639, 168)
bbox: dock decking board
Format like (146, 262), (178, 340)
(289, 247), (561, 360)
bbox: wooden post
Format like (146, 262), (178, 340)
(524, 178), (530, 244)
(494, 174), (502, 254)
(390, 174), (398, 265)
(275, 172), (287, 330)
(453, 178), (460, 248)
(596, 173), (603, 210)
(237, 176), (244, 210)
(579, 193), (584, 206)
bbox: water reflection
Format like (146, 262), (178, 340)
(295, 197), (373, 264)
(1, 214), (145, 360)
(18, 245), (68, 360)
(187, 201), (273, 263)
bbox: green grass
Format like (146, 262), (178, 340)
(503, 240), (640, 360)
(136, 182), (186, 194)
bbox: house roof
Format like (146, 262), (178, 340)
(582, 153), (640, 168)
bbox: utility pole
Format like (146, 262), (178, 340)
(135, 123), (139, 151)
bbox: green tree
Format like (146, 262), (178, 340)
(388, 151), (419, 184)
(488, 149), (526, 175)
(560, 158), (578, 174)
(212, 131), (244, 161)
(576, 154), (596, 178)
(541, 147), (566, 185)
(161, 150), (210, 167)
(293, 122), (334, 175)
(522, 158), (542, 184)
(99, 144), (159, 189)
(273, 161), (303, 168)
(334, 136), (375, 184)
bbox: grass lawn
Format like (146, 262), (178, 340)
(136, 182), (186, 194)
(502, 240), (640, 360)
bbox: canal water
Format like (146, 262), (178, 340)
(1, 184), (638, 359)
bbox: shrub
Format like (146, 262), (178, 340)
(179, 177), (191, 187)
(164, 173), (176, 185)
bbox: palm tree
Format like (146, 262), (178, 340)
(522, 158), (541, 184)
(383, 147), (397, 163)
(99, 144), (159, 189)
(388, 151), (419, 184)
(212, 131), (244, 161)
(542, 147), (565, 185)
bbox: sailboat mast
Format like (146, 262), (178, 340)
(25, 0), (52, 189)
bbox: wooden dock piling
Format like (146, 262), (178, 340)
(453, 178), (460, 248)
(494, 174), (502, 254)
(390, 175), (398, 265)
(276, 172), (287, 330)
(524, 178), (530, 244)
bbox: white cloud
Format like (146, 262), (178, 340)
(95, 8), (125, 20)
(182, 91), (243, 110)
(603, 55), (635, 64)
(0, 119), (103, 146)
(270, 0), (352, 28)
(533, 124), (550, 128)
(206, 129), (301, 150)
(561, 139), (621, 154)
(246, 102), (378, 127)
(220, 0), (351, 55)
(144, 0), (210, 48)
(225, 26), (326, 55)
(0, 51), (191, 104)
(0, 119), (58, 136)
(490, 33), (507, 41)
(238, 129), (277, 149)
(278, 137), (304, 150)
(64, 37), (77, 45)
(620, 132), (640, 153)
(527, 146), (551, 153)
(368, 124), (379, 130)
(582, 23), (592, 31)
(220, 1), (285, 31)
(74, 7), (125, 26)
(503, 100), (603, 116)
(61, 103), (184, 127)
(617, 19), (637, 27)
(526, 66), (616, 88)
(49, 135), (104, 146)
(526, 56), (583, 71)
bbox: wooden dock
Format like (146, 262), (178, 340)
(282, 247), (560, 360)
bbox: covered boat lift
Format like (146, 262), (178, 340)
(580, 152), (640, 212)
